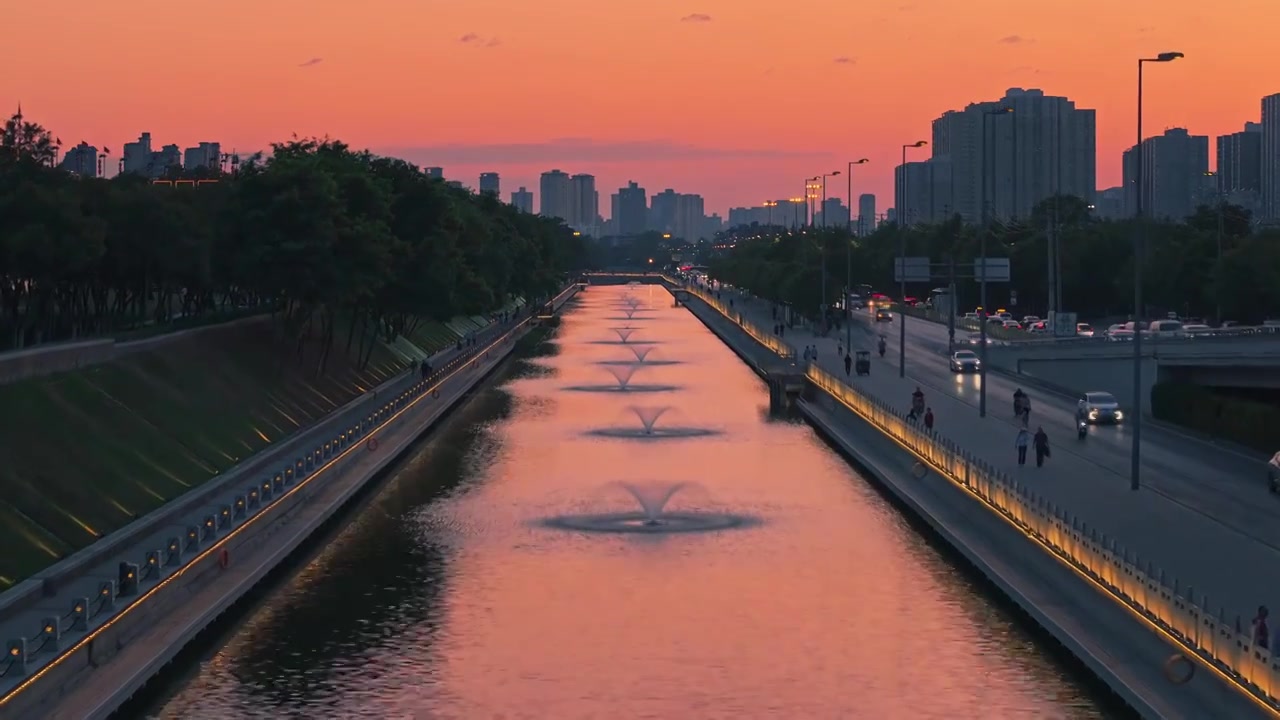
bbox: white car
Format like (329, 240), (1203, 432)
(1079, 391), (1124, 424)
(1076, 323), (1095, 337)
(950, 350), (981, 372)
(1183, 323), (1213, 337)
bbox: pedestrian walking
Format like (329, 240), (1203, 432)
(844, 352), (852, 377)
(923, 408), (934, 430)
(1015, 428), (1030, 466)
(1254, 606), (1270, 650)
(1033, 426), (1050, 468)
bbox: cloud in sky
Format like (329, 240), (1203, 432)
(298, 57), (323, 67)
(833, 56), (855, 65)
(681, 13), (712, 22)
(380, 138), (828, 165)
(998, 35), (1031, 44)
(460, 32), (500, 47)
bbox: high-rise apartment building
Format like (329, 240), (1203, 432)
(895, 160), (952, 225)
(727, 199), (806, 229)
(857, 194), (877, 235)
(673, 193), (705, 241)
(649, 189), (679, 234)
(616, 181), (648, 236)
(183, 142), (221, 171)
(479, 172), (500, 196)
(1122, 127), (1210, 220)
(817, 198), (850, 228)
(539, 169), (573, 221)
(152, 144), (181, 178)
(122, 133), (152, 175)
(927, 89), (1096, 222)
(59, 142), (98, 177)
(511, 186), (534, 213)
(424, 167), (444, 179)
(1216, 122), (1262, 215)
(1262, 93), (1280, 222)
(570, 174), (597, 231)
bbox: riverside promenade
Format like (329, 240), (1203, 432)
(685, 279), (1280, 714)
(0, 290), (572, 719)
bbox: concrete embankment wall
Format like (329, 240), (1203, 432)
(0, 288), (576, 720)
(675, 288), (1265, 719)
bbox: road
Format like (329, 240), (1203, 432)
(705, 282), (1280, 632)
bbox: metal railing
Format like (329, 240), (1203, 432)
(677, 281), (795, 359)
(684, 281), (1280, 712)
(0, 283), (579, 704)
(896, 305), (1280, 348)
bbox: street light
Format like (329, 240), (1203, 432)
(845, 159), (869, 352)
(1204, 171), (1225, 323)
(817, 170), (841, 320)
(763, 200), (778, 227)
(805, 176), (820, 228)
(1131, 50), (1183, 491)
(898, 140), (927, 378)
(978, 106), (1012, 419)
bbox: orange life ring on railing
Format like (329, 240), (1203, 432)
(366, 437), (379, 452)
(218, 549), (229, 569)
(1162, 654), (1195, 685)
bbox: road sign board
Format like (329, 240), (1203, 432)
(972, 258), (1011, 283)
(893, 256), (931, 283)
(1048, 311), (1077, 337)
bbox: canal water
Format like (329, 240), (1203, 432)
(137, 285), (1123, 719)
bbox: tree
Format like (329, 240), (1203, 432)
(0, 113), (589, 356)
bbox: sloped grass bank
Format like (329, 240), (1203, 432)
(0, 315), (477, 587)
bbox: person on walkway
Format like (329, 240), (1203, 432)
(837, 340), (844, 357)
(877, 336), (886, 357)
(1254, 606), (1270, 650)
(844, 352), (852, 377)
(924, 408), (934, 431)
(1022, 395), (1032, 426)
(1015, 428), (1030, 465)
(1014, 388), (1026, 417)
(802, 346), (811, 362)
(1033, 426), (1050, 467)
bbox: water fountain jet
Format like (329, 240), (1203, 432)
(585, 405), (719, 439)
(613, 328), (637, 343)
(542, 482), (753, 534)
(630, 346), (654, 362)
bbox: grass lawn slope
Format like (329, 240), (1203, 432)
(0, 316), (469, 588)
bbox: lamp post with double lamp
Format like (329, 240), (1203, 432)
(1131, 51), (1184, 491)
(1203, 170), (1225, 324)
(978, 106), (1012, 419)
(805, 177), (819, 228)
(897, 140), (928, 378)
(763, 200), (778, 227)
(816, 170), (841, 320)
(845, 158), (869, 351)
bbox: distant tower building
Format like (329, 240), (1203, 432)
(424, 167), (444, 179)
(569, 174), (597, 230)
(1262, 93), (1280, 222)
(649, 189), (679, 233)
(1122, 127), (1210, 220)
(673, 193), (705, 240)
(444, 180), (464, 189)
(122, 133), (152, 175)
(183, 142), (221, 171)
(59, 142), (99, 177)
(857, 194), (876, 235)
(479, 172), (500, 196)
(511, 186), (533, 212)
(150, 144), (182, 178)
(616, 181), (648, 236)
(539, 169), (573, 221)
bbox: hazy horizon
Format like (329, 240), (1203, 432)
(6, 0), (1275, 213)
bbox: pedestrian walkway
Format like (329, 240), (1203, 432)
(681, 279), (1280, 709)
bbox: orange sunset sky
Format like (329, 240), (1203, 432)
(5, 0), (1278, 216)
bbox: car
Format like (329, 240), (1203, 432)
(1076, 323), (1095, 337)
(950, 350), (981, 372)
(875, 308), (893, 322)
(1183, 323), (1213, 337)
(1021, 315), (1041, 327)
(1079, 391), (1124, 424)
(1001, 320), (1022, 330)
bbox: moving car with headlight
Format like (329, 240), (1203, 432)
(950, 350), (980, 373)
(1078, 391), (1124, 424)
(875, 308), (893, 322)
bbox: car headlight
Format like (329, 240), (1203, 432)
(1113, 411), (1124, 420)
(1088, 410), (1098, 420)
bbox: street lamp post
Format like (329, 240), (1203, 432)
(978, 106), (1012, 418)
(1131, 51), (1184, 492)
(764, 200), (778, 226)
(1204, 171), (1224, 323)
(898, 141), (928, 378)
(819, 170), (841, 316)
(846, 159), (869, 352)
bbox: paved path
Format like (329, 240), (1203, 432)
(704, 282), (1279, 637)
